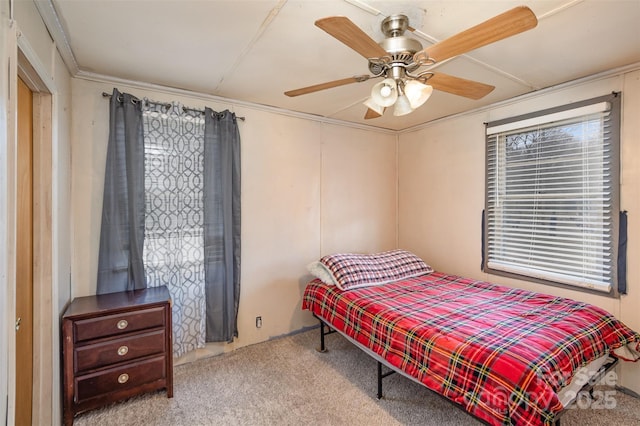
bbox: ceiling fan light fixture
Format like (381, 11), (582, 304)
(363, 97), (385, 115)
(404, 80), (433, 109)
(371, 78), (398, 107)
(393, 94), (413, 116)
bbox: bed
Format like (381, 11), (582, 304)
(302, 250), (640, 426)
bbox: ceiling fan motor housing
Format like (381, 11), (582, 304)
(381, 14), (410, 37)
(374, 14), (423, 75)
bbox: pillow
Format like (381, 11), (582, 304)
(306, 260), (337, 285)
(315, 249), (432, 290)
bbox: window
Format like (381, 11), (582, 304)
(98, 90), (241, 356)
(484, 93), (621, 294)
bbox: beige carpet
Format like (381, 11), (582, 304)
(75, 329), (640, 425)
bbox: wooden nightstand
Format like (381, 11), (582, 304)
(62, 286), (173, 425)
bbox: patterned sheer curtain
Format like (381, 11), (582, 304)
(143, 103), (207, 356)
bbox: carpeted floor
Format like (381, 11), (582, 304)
(74, 329), (640, 425)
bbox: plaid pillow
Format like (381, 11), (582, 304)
(318, 249), (433, 290)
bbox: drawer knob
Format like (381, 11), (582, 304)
(116, 319), (128, 330)
(117, 345), (129, 356)
(118, 373), (129, 384)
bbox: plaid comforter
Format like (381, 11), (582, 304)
(302, 272), (640, 425)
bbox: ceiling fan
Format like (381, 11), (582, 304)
(285, 6), (538, 119)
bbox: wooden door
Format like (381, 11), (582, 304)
(16, 76), (34, 426)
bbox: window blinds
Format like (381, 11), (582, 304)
(486, 97), (617, 292)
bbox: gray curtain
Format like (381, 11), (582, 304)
(96, 89), (146, 294)
(203, 109), (241, 342)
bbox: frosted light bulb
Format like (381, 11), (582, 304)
(371, 78), (398, 107)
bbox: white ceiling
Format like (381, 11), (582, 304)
(47, 0), (640, 131)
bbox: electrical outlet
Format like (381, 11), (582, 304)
(256, 316), (262, 328)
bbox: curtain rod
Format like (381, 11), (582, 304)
(101, 92), (245, 121)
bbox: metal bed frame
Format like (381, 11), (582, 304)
(314, 315), (620, 426)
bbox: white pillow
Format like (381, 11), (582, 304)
(307, 261), (337, 285)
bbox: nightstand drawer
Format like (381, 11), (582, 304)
(74, 306), (165, 342)
(75, 329), (166, 373)
(75, 356), (166, 403)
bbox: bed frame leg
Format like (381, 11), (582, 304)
(376, 361), (396, 400)
(313, 316), (337, 353)
(316, 319), (328, 353)
(377, 362), (383, 399)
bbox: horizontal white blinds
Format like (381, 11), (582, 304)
(486, 103), (613, 292)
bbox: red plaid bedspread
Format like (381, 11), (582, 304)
(302, 272), (640, 425)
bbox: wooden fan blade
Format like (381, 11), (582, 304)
(285, 75), (370, 97)
(364, 108), (384, 119)
(315, 16), (388, 59)
(415, 6), (537, 63)
(429, 73), (495, 100)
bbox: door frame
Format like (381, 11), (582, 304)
(15, 31), (56, 426)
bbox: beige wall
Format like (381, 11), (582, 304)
(70, 78), (398, 360)
(6, 3), (638, 422)
(398, 68), (640, 394)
